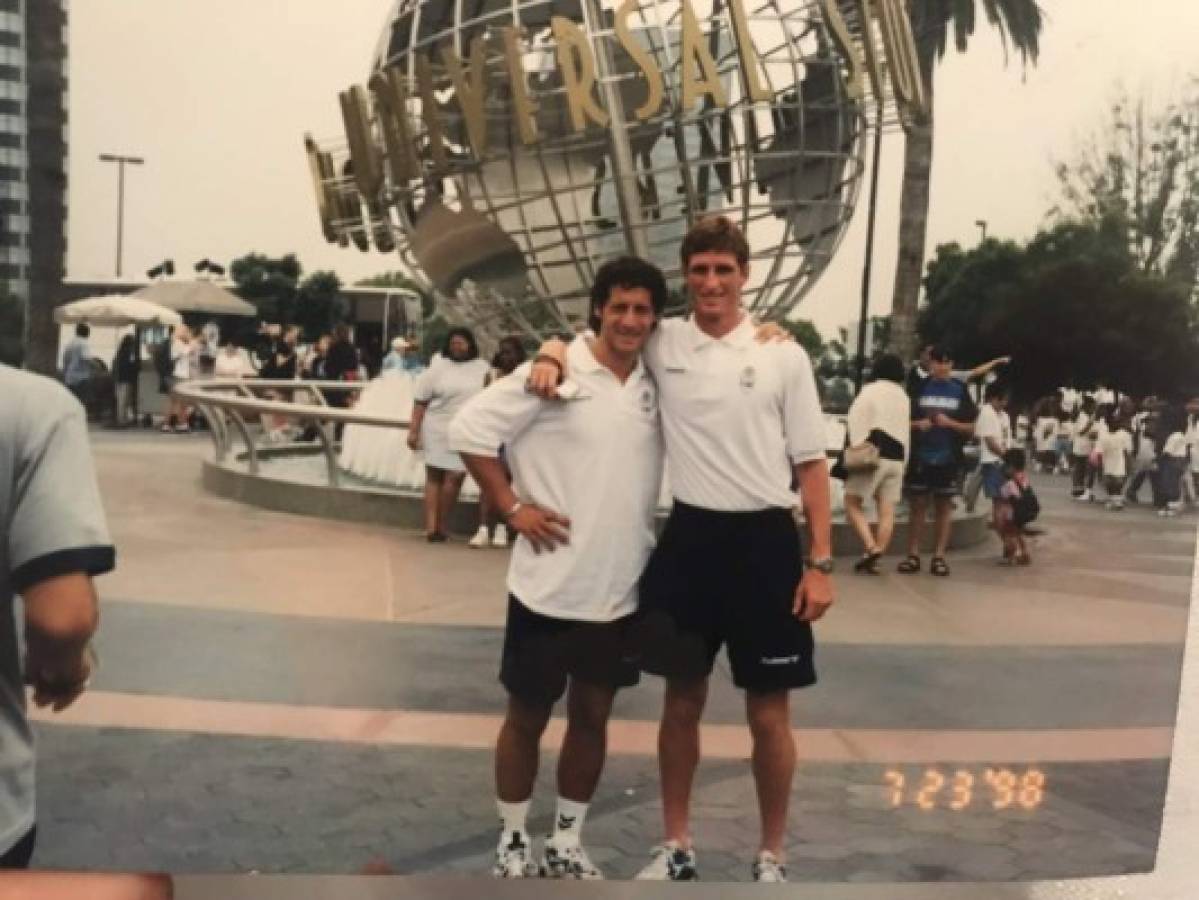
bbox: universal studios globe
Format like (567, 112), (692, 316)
(312, 0), (870, 345)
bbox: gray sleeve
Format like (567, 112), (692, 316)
(9, 394), (115, 592)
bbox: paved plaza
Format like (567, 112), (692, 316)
(26, 431), (1196, 883)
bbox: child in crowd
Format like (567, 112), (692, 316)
(1096, 410), (1132, 510)
(998, 448), (1036, 565)
(1070, 400), (1098, 500)
(1152, 406), (1189, 517)
(1054, 411), (1073, 475)
(1034, 409), (1058, 473)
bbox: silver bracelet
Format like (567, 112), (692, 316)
(502, 500), (523, 520)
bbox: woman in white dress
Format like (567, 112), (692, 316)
(408, 327), (490, 541)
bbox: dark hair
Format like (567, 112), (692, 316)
(442, 326), (480, 361)
(76, 323), (90, 338)
(491, 336), (527, 374)
(927, 344), (953, 363)
(680, 215), (750, 270)
(984, 380), (1009, 401)
(1003, 447), (1027, 471)
(870, 353), (905, 385)
(588, 256), (667, 333)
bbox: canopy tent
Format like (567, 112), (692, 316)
(54, 294), (182, 327)
(131, 280), (256, 317)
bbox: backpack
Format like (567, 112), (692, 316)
(1012, 483), (1040, 527)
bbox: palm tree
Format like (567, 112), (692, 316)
(889, 0), (1045, 362)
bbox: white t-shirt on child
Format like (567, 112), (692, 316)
(1097, 429), (1132, 479)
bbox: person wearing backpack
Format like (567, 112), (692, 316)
(999, 448), (1037, 565)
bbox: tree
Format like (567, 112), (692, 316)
(295, 271), (346, 339)
(918, 221), (1199, 401)
(1052, 80), (1199, 297)
(889, 0), (1045, 363)
(780, 318), (824, 359)
(230, 253), (302, 326)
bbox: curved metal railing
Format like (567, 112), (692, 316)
(172, 378), (408, 488)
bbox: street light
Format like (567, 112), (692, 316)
(975, 219), (988, 243)
(99, 153), (145, 278)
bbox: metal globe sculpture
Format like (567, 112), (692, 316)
(307, 1), (924, 346)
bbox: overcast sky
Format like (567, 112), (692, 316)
(66, 1), (1199, 339)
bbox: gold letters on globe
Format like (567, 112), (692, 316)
(317, 0), (925, 239)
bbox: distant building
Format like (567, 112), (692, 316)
(5, 0), (69, 374)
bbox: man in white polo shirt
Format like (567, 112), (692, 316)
(532, 215), (834, 883)
(450, 257), (667, 880)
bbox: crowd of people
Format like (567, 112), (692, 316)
(1025, 389), (1198, 517)
(35, 218), (1192, 887)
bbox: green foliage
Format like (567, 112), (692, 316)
(913, 0), (1044, 67)
(0, 292), (23, 367)
(918, 221), (1199, 400)
(780, 318), (824, 359)
(230, 253), (302, 326)
(1051, 83), (1199, 295)
(230, 254), (346, 339)
(295, 271), (346, 340)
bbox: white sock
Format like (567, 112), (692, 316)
(553, 797), (589, 844)
(497, 798), (531, 838)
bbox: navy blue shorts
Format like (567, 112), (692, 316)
(905, 461), (959, 497)
(500, 596), (639, 706)
(631, 502), (816, 693)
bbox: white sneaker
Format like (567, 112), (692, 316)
(468, 526), (490, 549)
(542, 835), (602, 880)
(635, 841), (699, 881)
(492, 830), (540, 878)
(491, 524), (509, 548)
(752, 850), (788, 883)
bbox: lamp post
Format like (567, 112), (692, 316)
(975, 219), (988, 243)
(99, 153), (145, 277)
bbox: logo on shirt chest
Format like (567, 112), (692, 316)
(740, 366), (757, 390)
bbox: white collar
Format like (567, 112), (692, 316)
(568, 335), (648, 382)
(687, 313), (754, 350)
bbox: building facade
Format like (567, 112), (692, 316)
(6, 0), (69, 374)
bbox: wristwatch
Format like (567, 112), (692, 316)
(806, 556), (835, 575)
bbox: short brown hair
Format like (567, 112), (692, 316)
(680, 215), (749, 271)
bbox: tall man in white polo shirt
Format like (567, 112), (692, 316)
(450, 257), (667, 880)
(532, 215), (834, 883)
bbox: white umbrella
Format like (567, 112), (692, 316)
(132, 280), (256, 317)
(54, 294), (183, 327)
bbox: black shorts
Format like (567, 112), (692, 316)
(631, 502), (816, 693)
(905, 460), (959, 497)
(499, 595), (640, 706)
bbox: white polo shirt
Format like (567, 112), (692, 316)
(449, 338), (663, 622)
(643, 316), (826, 511)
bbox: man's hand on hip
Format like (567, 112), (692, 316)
(509, 503), (571, 554)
